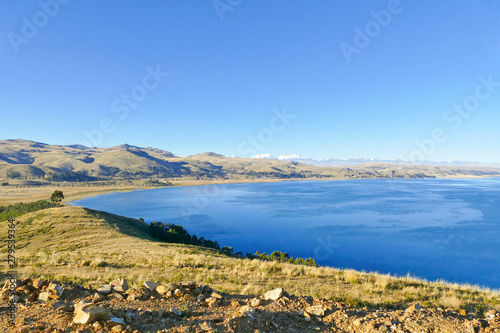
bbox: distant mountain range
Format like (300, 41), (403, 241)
(251, 154), (500, 168)
(1, 139), (500, 183)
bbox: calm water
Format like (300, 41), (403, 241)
(71, 178), (500, 288)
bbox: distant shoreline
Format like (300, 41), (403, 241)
(1, 174), (498, 206)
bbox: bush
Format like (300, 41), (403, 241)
(1, 182), (8, 186)
(0, 200), (57, 221)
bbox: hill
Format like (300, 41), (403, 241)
(1, 139), (500, 184)
(0, 206), (499, 331)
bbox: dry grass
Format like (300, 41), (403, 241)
(0, 206), (499, 313)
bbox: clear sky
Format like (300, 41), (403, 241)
(1, 1), (499, 162)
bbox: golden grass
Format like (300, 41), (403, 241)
(0, 206), (498, 313)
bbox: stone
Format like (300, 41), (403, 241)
(201, 285), (212, 293)
(458, 309), (467, 316)
(199, 321), (213, 331)
(143, 281), (159, 292)
(250, 298), (261, 307)
(264, 288), (283, 301)
(97, 285), (112, 294)
(182, 282), (197, 290)
(27, 291), (39, 303)
(107, 317), (125, 328)
(305, 305), (326, 317)
(239, 305), (255, 316)
(205, 297), (219, 308)
(93, 292), (105, 303)
(171, 308), (182, 316)
(48, 283), (64, 297)
(210, 292), (223, 299)
(174, 289), (184, 297)
(38, 292), (50, 303)
(156, 284), (169, 295)
(108, 292), (124, 300)
(405, 303), (422, 313)
(73, 305), (109, 324)
(184, 294), (195, 301)
(111, 279), (128, 293)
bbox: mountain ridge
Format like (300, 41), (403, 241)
(1, 139), (500, 182)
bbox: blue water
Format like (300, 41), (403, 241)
(71, 178), (500, 288)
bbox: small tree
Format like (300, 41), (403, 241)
(50, 190), (64, 204)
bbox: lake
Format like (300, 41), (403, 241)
(70, 178), (500, 288)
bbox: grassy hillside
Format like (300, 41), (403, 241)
(2, 139), (500, 183)
(0, 206), (498, 314)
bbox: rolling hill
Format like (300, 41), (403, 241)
(1, 139), (500, 183)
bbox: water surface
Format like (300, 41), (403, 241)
(71, 178), (500, 288)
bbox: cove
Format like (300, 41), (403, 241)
(70, 178), (500, 288)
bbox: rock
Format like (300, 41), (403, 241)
(18, 325), (30, 333)
(171, 308), (182, 316)
(405, 303), (422, 313)
(199, 321), (213, 331)
(174, 289), (184, 298)
(239, 305), (255, 316)
(73, 305), (109, 324)
(193, 287), (202, 295)
(38, 292), (50, 303)
(205, 297), (219, 308)
(156, 284), (169, 295)
(184, 294), (195, 301)
(250, 298), (261, 307)
(48, 283), (64, 297)
(264, 288), (283, 301)
(108, 292), (124, 300)
(143, 281), (159, 292)
(97, 285), (112, 294)
(32, 278), (49, 290)
(107, 317), (125, 328)
(201, 285), (212, 293)
(93, 292), (105, 303)
(458, 309), (467, 316)
(305, 305), (326, 317)
(210, 292), (223, 299)
(27, 291), (39, 303)
(182, 282), (197, 290)
(166, 283), (180, 292)
(110, 279), (128, 293)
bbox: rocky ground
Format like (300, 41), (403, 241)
(0, 278), (499, 333)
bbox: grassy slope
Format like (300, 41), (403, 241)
(0, 206), (498, 313)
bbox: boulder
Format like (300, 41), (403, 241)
(210, 292), (223, 299)
(73, 305), (109, 324)
(205, 297), (219, 308)
(48, 283), (64, 297)
(143, 281), (159, 292)
(250, 298), (261, 307)
(97, 285), (112, 294)
(264, 288), (283, 301)
(155, 284), (169, 295)
(174, 289), (184, 298)
(38, 292), (50, 303)
(239, 305), (255, 316)
(110, 279), (128, 293)
(405, 303), (422, 313)
(305, 305), (326, 317)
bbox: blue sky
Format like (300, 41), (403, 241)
(1, 1), (499, 162)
